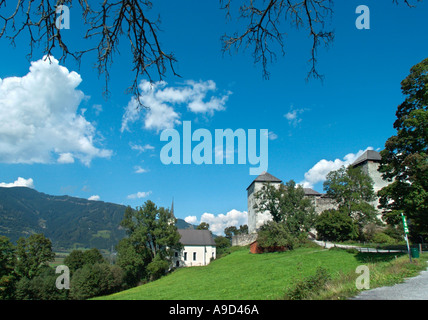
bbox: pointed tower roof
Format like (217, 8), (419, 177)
(168, 197), (175, 226)
(246, 171), (282, 190)
(303, 188), (322, 196)
(352, 150), (381, 167)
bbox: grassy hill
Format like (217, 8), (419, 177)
(0, 187), (194, 250)
(100, 245), (425, 300)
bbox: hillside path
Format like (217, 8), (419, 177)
(350, 265), (428, 300)
(312, 240), (428, 300)
(312, 240), (405, 253)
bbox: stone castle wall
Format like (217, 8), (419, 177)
(232, 233), (257, 246)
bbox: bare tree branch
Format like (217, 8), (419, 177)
(220, 0), (420, 81)
(220, 0), (334, 80)
(0, 0), (421, 100)
(0, 0), (178, 102)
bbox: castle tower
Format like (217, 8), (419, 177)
(247, 171), (282, 233)
(351, 150), (390, 213)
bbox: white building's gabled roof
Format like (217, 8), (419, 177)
(178, 229), (216, 246)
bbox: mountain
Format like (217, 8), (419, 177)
(0, 187), (194, 250)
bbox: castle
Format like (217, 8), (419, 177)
(246, 149), (389, 235)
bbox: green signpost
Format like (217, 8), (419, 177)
(401, 213), (412, 262)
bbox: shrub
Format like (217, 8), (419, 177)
(214, 236), (231, 257)
(372, 232), (397, 245)
(284, 266), (331, 300)
(14, 266), (68, 300)
(315, 209), (358, 242)
(256, 221), (295, 252)
(383, 226), (405, 242)
(70, 263), (123, 300)
(147, 255), (170, 281)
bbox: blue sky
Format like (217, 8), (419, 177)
(0, 1), (427, 234)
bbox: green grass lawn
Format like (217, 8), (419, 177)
(99, 244), (421, 300)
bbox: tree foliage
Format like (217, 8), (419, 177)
(224, 225), (248, 240)
(323, 165), (378, 231)
(0, 236), (16, 299)
(196, 222), (210, 230)
(315, 208), (358, 242)
(378, 57), (428, 240)
(254, 180), (316, 236)
(15, 233), (55, 280)
(69, 262), (123, 300)
(63, 248), (106, 275)
(15, 266), (68, 300)
(118, 201), (182, 282)
(256, 221), (295, 251)
(0, 232), (127, 300)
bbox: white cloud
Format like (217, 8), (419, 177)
(130, 143), (155, 154)
(127, 191), (152, 199)
(134, 166), (148, 174)
(88, 195), (100, 201)
(0, 56), (112, 166)
(185, 209), (248, 235)
(300, 147), (374, 189)
(284, 106), (307, 127)
(0, 177), (34, 189)
(121, 79), (231, 133)
(184, 216), (198, 225)
(213, 145), (235, 160)
(92, 104), (103, 116)
(57, 153), (75, 164)
(264, 131), (278, 140)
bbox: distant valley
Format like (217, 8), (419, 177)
(0, 187), (194, 250)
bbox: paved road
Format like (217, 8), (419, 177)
(313, 240), (428, 299)
(312, 240), (404, 253)
(351, 267), (428, 300)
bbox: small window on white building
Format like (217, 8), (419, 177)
(184, 252), (187, 261)
(193, 252), (197, 261)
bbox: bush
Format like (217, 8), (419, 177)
(257, 221), (295, 252)
(70, 263), (123, 300)
(64, 248), (106, 275)
(147, 255), (170, 281)
(214, 236), (231, 257)
(14, 266), (68, 300)
(284, 266), (331, 300)
(315, 209), (358, 242)
(372, 232), (397, 245)
(383, 226), (405, 242)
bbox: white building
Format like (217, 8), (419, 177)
(174, 229), (216, 267)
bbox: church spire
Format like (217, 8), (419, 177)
(169, 197), (175, 226)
